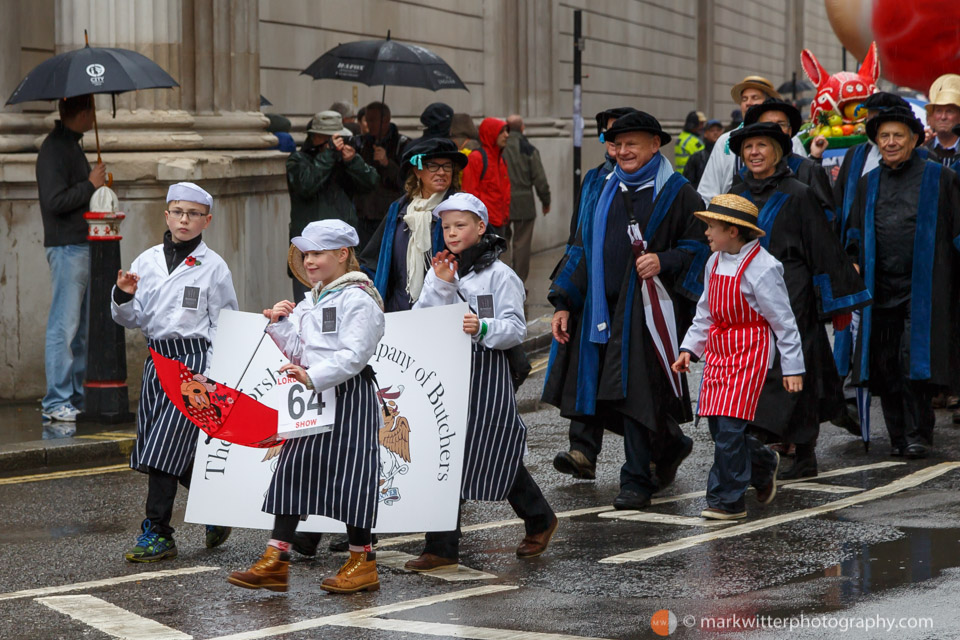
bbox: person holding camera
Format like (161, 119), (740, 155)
(286, 110), (378, 299)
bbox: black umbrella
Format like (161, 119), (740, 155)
(301, 31), (468, 93)
(6, 31), (178, 167)
(777, 78), (814, 95)
(260, 94), (272, 107)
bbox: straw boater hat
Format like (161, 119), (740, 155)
(694, 194), (765, 237)
(925, 74), (960, 115)
(730, 75), (781, 103)
(287, 219), (360, 287)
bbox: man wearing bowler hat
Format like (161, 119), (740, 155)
(543, 111), (709, 510)
(845, 106), (960, 459)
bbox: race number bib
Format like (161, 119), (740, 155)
(275, 381), (337, 439)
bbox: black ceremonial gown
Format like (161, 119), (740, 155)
(730, 161), (870, 443)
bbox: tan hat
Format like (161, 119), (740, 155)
(694, 194), (765, 237)
(730, 76), (781, 103)
(306, 110), (351, 137)
(925, 74), (960, 114)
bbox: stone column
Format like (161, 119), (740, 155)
(697, 0), (715, 115)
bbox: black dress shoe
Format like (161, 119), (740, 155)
(655, 435), (693, 491)
(905, 443), (929, 459)
(778, 452), (818, 480)
(613, 489), (651, 511)
(889, 445), (906, 457)
(553, 450), (596, 480)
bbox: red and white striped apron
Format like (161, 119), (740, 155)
(698, 243), (771, 421)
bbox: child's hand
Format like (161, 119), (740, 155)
(116, 270), (139, 294)
(672, 352), (691, 373)
(431, 250), (459, 283)
(783, 375), (803, 393)
(463, 313), (480, 336)
(263, 300), (296, 323)
(279, 363), (310, 385)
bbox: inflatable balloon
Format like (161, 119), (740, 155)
(825, 0), (960, 91)
(801, 42), (879, 124)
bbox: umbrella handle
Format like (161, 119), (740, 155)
(107, 173), (113, 188)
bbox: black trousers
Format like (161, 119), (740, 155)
(145, 465), (191, 536)
(423, 462), (554, 559)
(870, 304), (937, 447)
(572, 406), (686, 495)
(271, 515), (370, 547)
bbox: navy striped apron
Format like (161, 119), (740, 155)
(461, 344), (527, 501)
(263, 373), (380, 529)
(131, 337), (209, 477)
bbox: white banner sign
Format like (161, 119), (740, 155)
(185, 304), (471, 533)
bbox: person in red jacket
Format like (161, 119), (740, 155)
(462, 117), (511, 235)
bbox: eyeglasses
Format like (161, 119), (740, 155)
(168, 209), (207, 220)
(424, 162), (454, 174)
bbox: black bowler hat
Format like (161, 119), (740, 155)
(604, 111), (671, 146)
(866, 106), (924, 143)
(862, 92), (910, 112)
(595, 107), (637, 135)
(744, 98), (803, 135)
(729, 122), (792, 157)
(402, 136), (468, 171)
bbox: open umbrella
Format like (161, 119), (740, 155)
(6, 31), (178, 168)
(150, 348), (280, 448)
(777, 78), (814, 95)
(301, 31), (467, 139)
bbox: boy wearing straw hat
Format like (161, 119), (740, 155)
(112, 182), (238, 561)
(672, 194), (804, 520)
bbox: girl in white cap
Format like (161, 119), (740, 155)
(228, 219), (386, 595)
(113, 181), (238, 562)
(403, 192), (558, 572)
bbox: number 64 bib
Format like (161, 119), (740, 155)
(272, 379), (337, 440)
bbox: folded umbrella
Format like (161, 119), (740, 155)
(150, 348), (280, 448)
(628, 222), (683, 397)
(857, 386), (871, 453)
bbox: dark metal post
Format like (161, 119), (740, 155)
(572, 9), (583, 220)
(81, 209), (134, 423)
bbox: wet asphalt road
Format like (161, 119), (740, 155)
(3, 365), (960, 640)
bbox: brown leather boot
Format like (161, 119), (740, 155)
(321, 551), (379, 594)
(227, 545), (289, 592)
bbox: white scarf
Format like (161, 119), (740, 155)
(403, 190), (444, 302)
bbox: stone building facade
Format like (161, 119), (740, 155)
(0, 0), (843, 399)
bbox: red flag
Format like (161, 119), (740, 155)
(149, 348), (281, 448)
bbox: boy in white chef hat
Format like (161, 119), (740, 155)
(113, 181), (238, 563)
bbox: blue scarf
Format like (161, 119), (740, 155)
(588, 152), (662, 344)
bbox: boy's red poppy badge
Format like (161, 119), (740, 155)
(185, 256), (200, 267)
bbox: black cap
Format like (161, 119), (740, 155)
(420, 102), (454, 137)
(866, 106), (924, 143)
(743, 98), (802, 136)
(729, 122), (792, 157)
(862, 92), (910, 112)
(595, 107), (637, 134)
(401, 136), (468, 170)
(604, 111), (671, 146)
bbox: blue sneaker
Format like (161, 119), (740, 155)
(205, 525), (232, 549)
(125, 519), (177, 563)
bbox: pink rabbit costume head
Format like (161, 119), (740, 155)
(801, 41), (880, 124)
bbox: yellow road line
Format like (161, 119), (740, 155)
(0, 464), (131, 486)
(599, 462), (960, 564)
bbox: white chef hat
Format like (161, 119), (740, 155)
(432, 192), (489, 226)
(292, 219), (360, 252)
(166, 182), (214, 211)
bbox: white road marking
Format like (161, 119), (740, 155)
(37, 594), (191, 639)
(0, 566), (218, 602)
(334, 615), (613, 639)
(599, 462), (960, 564)
(782, 482), (864, 494)
(377, 462), (905, 547)
(597, 511), (733, 527)
(377, 550), (497, 581)
(207, 584), (518, 640)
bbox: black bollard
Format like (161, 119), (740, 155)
(81, 210), (134, 423)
